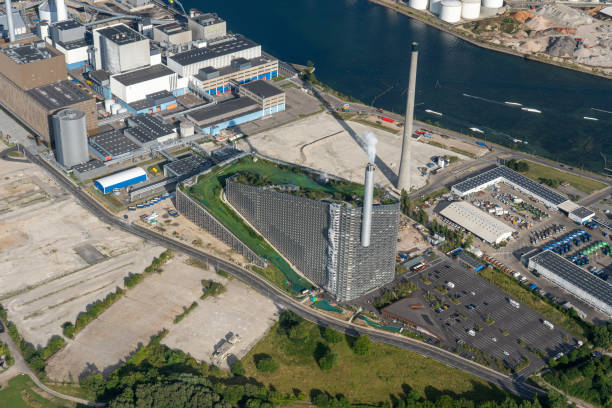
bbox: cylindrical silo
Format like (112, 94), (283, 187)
(440, 0), (462, 23)
(110, 103), (121, 115)
(461, 0), (481, 19)
(482, 0), (502, 8)
(52, 108), (89, 168)
(180, 121), (195, 137)
(409, 0), (428, 10)
(430, 0), (442, 15)
(104, 99), (113, 112)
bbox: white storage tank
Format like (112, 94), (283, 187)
(461, 0), (481, 19)
(409, 0), (428, 10)
(482, 0), (502, 8)
(110, 103), (121, 115)
(104, 99), (113, 112)
(180, 121), (195, 137)
(430, 0), (442, 14)
(440, 0), (462, 22)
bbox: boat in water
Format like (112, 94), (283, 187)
(469, 127), (484, 134)
(425, 109), (443, 116)
(521, 107), (541, 114)
(504, 101), (522, 106)
(583, 116), (599, 121)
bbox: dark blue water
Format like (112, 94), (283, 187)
(189, 0), (612, 173)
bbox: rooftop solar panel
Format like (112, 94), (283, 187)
(531, 250), (612, 308)
(452, 166), (568, 206)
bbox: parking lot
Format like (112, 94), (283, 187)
(414, 260), (579, 374)
(428, 177), (612, 321)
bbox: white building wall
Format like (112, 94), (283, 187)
(118, 39), (150, 73)
(110, 73), (178, 103)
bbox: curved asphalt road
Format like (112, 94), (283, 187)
(15, 148), (544, 400)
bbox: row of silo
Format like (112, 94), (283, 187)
(407, 0), (503, 23)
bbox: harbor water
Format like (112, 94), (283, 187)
(191, 0), (612, 173)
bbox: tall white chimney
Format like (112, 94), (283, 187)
(397, 42), (419, 192)
(5, 0), (16, 42)
(54, 0), (67, 22)
(361, 163), (375, 247)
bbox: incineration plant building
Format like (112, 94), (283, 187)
(223, 176), (400, 302)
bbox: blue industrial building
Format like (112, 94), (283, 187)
(94, 167), (147, 194)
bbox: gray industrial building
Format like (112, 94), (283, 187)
(188, 12), (226, 41)
(52, 108), (89, 168)
(163, 154), (212, 179)
(93, 24), (150, 74)
(50, 19), (85, 44)
(224, 173), (400, 302)
(528, 250), (612, 316)
(451, 165), (570, 210)
(89, 129), (141, 160)
(153, 22), (192, 45)
(124, 114), (177, 147)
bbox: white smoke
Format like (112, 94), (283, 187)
(360, 131), (378, 164)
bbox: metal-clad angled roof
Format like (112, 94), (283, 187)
(530, 250), (612, 309)
(95, 167), (146, 190)
(439, 201), (515, 244)
(452, 166), (568, 206)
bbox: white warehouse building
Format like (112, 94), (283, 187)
(529, 250), (612, 317)
(166, 35), (261, 77)
(110, 64), (186, 104)
(439, 201), (515, 244)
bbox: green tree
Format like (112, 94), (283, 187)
(322, 327), (344, 344)
(318, 349), (339, 371)
(255, 355), (279, 373)
(231, 360), (245, 376)
(288, 323), (310, 343)
(352, 335), (371, 356)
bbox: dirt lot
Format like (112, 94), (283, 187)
(162, 265), (279, 370)
(0, 158), (165, 348)
(46, 254), (278, 380)
(237, 112), (472, 191)
(119, 200), (249, 267)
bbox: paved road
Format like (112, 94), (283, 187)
(0, 325), (103, 406)
(15, 148), (544, 399)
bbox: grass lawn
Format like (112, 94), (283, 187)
(242, 319), (509, 405)
(187, 156), (365, 293)
(0, 375), (74, 407)
(522, 161), (607, 195)
(479, 267), (584, 338)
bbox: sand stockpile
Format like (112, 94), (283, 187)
(535, 4), (593, 27)
(512, 10), (534, 23)
(525, 15), (557, 31)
